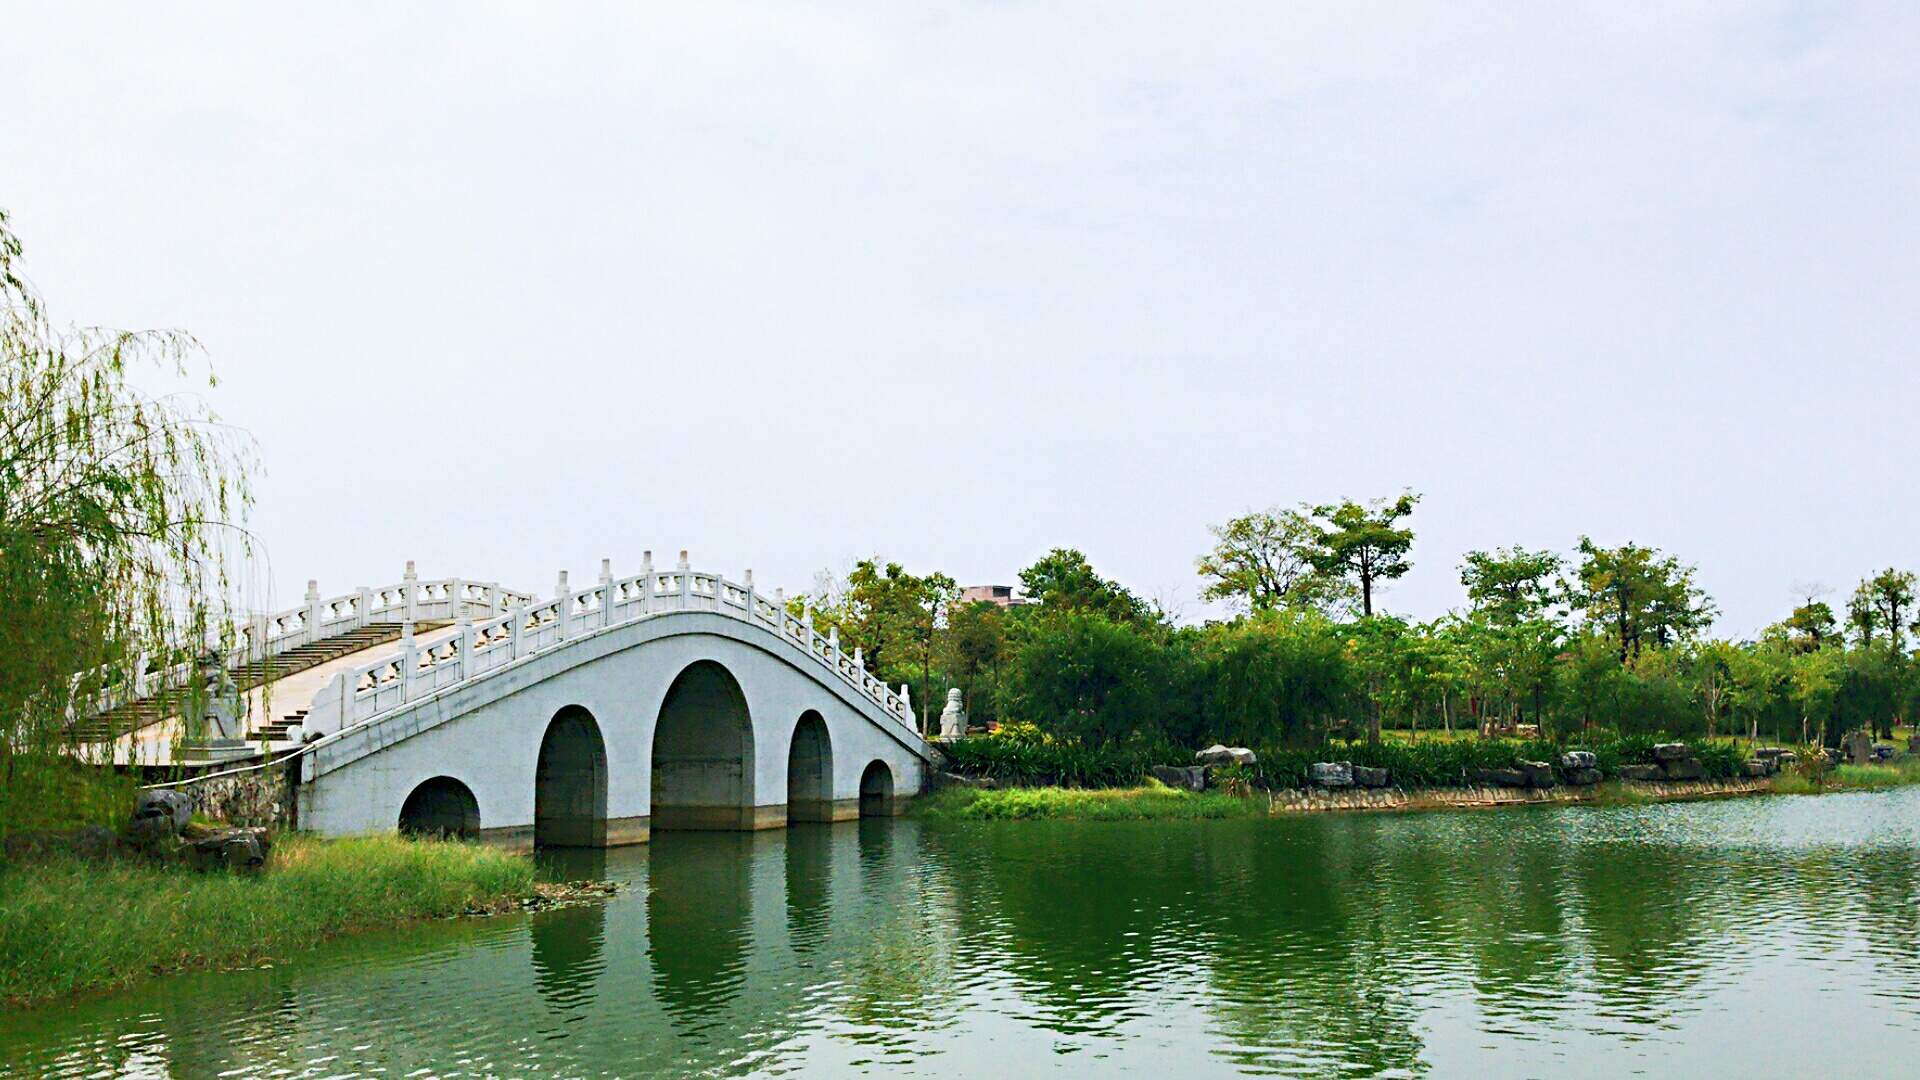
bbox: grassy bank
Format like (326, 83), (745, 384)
(1772, 756), (1920, 795)
(0, 833), (536, 1010)
(923, 760), (1920, 824)
(917, 783), (1269, 822)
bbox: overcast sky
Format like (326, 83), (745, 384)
(3, 3), (1915, 635)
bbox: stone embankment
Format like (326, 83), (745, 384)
(1269, 777), (1772, 814)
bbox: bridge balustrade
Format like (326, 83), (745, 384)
(304, 553), (919, 754)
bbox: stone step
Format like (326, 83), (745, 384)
(73, 621), (450, 744)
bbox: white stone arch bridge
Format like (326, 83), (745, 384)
(125, 553), (933, 848)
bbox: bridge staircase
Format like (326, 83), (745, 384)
(69, 565), (530, 753)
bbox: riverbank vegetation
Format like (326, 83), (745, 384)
(917, 783), (1268, 822)
(0, 833), (536, 1010)
(800, 496), (1916, 777)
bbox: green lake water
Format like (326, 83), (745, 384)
(8, 788), (1920, 1078)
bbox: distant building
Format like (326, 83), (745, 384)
(960, 585), (1032, 610)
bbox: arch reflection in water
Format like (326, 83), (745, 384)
(784, 821), (835, 951)
(531, 902), (608, 1015)
(646, 831), (753, 1027)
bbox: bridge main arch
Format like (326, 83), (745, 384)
(652, 660), (762, 831)
(535, 705), (608, 848)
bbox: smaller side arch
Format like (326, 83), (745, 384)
(786, 711), (837, 823)
(859, 760), (896, 818)
(536, 705), (609, 849)
(400, 776), (480, 839)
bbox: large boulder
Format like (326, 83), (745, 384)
(1473, 767), (1530, 788)
(1652, 743), (1692, 762)
(1743, 759), (1771, 778)
(1152, 765), (1209, 792)
(1560, 751), (1599, 771)
(1196, 745), (1257, 766)
(1662, 757), (1706, 781)
(1619, 764), (1664, 782)
(188, 828), (271, 873)
(1311, 761), (1354, 789)
(1517, 761), (1555, 788)
(1841, 730), (1874, 765)
(130, 789), (193, 847)
(1352, 765), (1390, 789)
(1566, 767), (1604, 786)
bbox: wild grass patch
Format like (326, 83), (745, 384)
(0, 833), (535, 1010)
(916, 783), (1267, 822)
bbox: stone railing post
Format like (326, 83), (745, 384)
(356, 587), (371, 629)
(678, 551), (691, 609)
(403, 560), (418, 623)
(599, 558), (614, 627)
(447, 577), (463, 622)
(827, 625), (840, 670)
(508, 601), (523, 660)
(900, 683), (913, 729)
(772, 587), (785, 633)
(742, 569), (754, 623)
(455, 598), (472, 677)
(554, 570), (571, 641)
(400, 622), (418, 702)
(305, 579), (322, 647)
(641, 551), (655, 613)
(803, 603), (815, 654)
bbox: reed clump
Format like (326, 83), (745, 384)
(0, 833), (536, 1010)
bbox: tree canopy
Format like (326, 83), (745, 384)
(1, 210), (256, 756)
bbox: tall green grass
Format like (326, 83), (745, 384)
(0, 834), (535, 1010)
(918, 784), (1267, 822)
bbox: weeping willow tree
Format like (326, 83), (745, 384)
(0, 209), (257, 783)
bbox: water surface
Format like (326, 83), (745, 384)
(8, 790), (1920, 1078)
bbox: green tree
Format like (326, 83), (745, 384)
(1783, 601), (1838, 650)
(1018, 548), (1154, 625)
(1, 210), (256, 763)
(802, 558), (957, 732)
(1197, 611), (1352, 748)
(1569, 538), (1715, 663)
(1309, 491), (1419, 618)
(935, 599), (1006, 724)
(1002, 611), (1180, 747)
(1788, 644), (1846, 746)
(1197, 506), (1347, 613)
(1460, 546), (1563, 626)
(1849, 569), (1916, 650)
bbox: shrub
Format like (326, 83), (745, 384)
(939, 725), (1166, 788)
